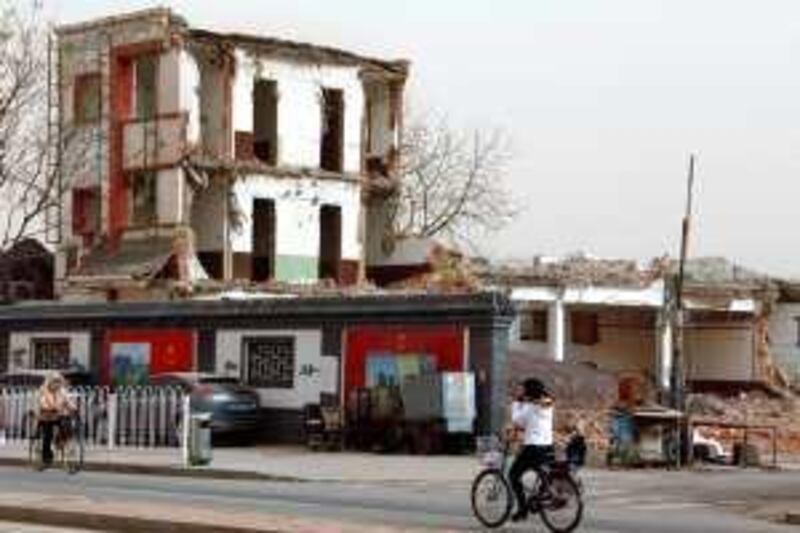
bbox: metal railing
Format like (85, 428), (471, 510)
(0, 386), (186, 450)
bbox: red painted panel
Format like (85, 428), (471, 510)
(344, 325), (463, 398)
(102, 329), (194, 385)
(109, 53), (133, 239)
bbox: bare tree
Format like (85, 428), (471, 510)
(0, 1), (52, 247)
(0, 1), (90, 249)
(392, 113), (519, 250)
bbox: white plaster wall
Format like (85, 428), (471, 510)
(230, 175), (361, 260)
(769, 303), (800, 382)
(685, 326), (754, 382)
(8, 332), (91, 372)
(196, 54), (229, 156)
(192, 179), (227, 251)
(179, 50), (201, 145)
(511, 282), (664, 309)
(156, 167), (186, 225)
(58, 33), (109, 243)
(509, 308), (658, 375)
(215, 329), (337, 409)
(232, 51), (364, 172)
(158, 48), (181, 115)
(568, 325), (656, 375)
(365, 82), (393, 156)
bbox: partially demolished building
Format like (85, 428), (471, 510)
(485, 255), (799, 395)
(53, 8), (408, 301)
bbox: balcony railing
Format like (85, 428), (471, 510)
(122, 113), (188, 171)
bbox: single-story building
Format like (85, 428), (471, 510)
(484, 256), (781, 397)
(0, 291), (514, 441)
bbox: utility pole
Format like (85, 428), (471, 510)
(672, 154), (696, 466)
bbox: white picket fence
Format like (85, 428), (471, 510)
(0, 386), (187, 450)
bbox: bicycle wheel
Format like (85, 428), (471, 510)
(539, 474), (583, 533)
(63, 422), (84, 475)
(28, 433), (41, 470)
(471, 469), (513, 528)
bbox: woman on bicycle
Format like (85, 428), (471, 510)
(509, 377), (555, 522)
(37, 372), (75, 468)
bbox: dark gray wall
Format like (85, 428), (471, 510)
(469, 322), (511, 435)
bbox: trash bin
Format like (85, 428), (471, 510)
(188, 412), (212, 466)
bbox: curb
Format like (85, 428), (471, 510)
(0, 457), (303, 483)
(0, 504), (277, 533)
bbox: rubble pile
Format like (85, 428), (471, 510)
(388, 245), (483, 293)
(555, 407), (610, 452)
(506, 353), (618, 451)
(484, 254), (669, 288)
(689, 390), (800, 456)
(506, 352), (618, 408)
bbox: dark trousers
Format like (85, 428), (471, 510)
(509, 444), (555, 512)
(40, 420), (58, 465)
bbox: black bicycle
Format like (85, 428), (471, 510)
(471, 435), (583, 532)
(28, 411), (84, 475)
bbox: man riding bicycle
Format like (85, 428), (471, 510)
(37, 372), (76, 469)
(509, 377), (555, 522)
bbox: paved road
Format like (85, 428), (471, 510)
(0, 522), (93, 532)
(0, 466), (797, 532)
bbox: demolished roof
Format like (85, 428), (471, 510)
(481, 254), (669, 289)
(75, 237), (175, 280)
(188, 28), (409, 78)
(676, 257), (771, 285)
(56, 8), (409, 79)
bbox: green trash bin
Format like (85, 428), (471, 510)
(189, 412), (212, 466)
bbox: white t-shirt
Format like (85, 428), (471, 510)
(512, 401), (554, 446)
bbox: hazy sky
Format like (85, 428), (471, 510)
(46, 0), (800, 276)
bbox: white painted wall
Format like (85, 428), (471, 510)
(196, 53), (230, 156)
(158, 48), (181, 115)
(511, 282), (664, 308)
(8, 332), (91, 372)
(231, 51), (364, 172)
(179, 49), (201, 145)
(156, 168), (187, 225)
(510, 306), (658, 375)
(685, 325), (754, 382)
(215, 329), (337, 409)
(192, 178), (227, 252)
(769, 303), (800, 383)
(365, 81), (393, 157)
(229, 175), (361, 260)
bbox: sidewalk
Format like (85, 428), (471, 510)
(3, 441), (798, 485)
(0, 491), (429, 533)
(0, 443), (478, 484)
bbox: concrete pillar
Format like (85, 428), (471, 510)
(658, 312), (673, 392)
(548, 299), (566, 362)
(222, 178), (233, 281)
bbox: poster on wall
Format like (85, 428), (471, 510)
(110, 342), (151, 386)
(366, 352), (436, 387)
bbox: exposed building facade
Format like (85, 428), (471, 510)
(485, 256), (791, 396)
(53, 8), (407, 300)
